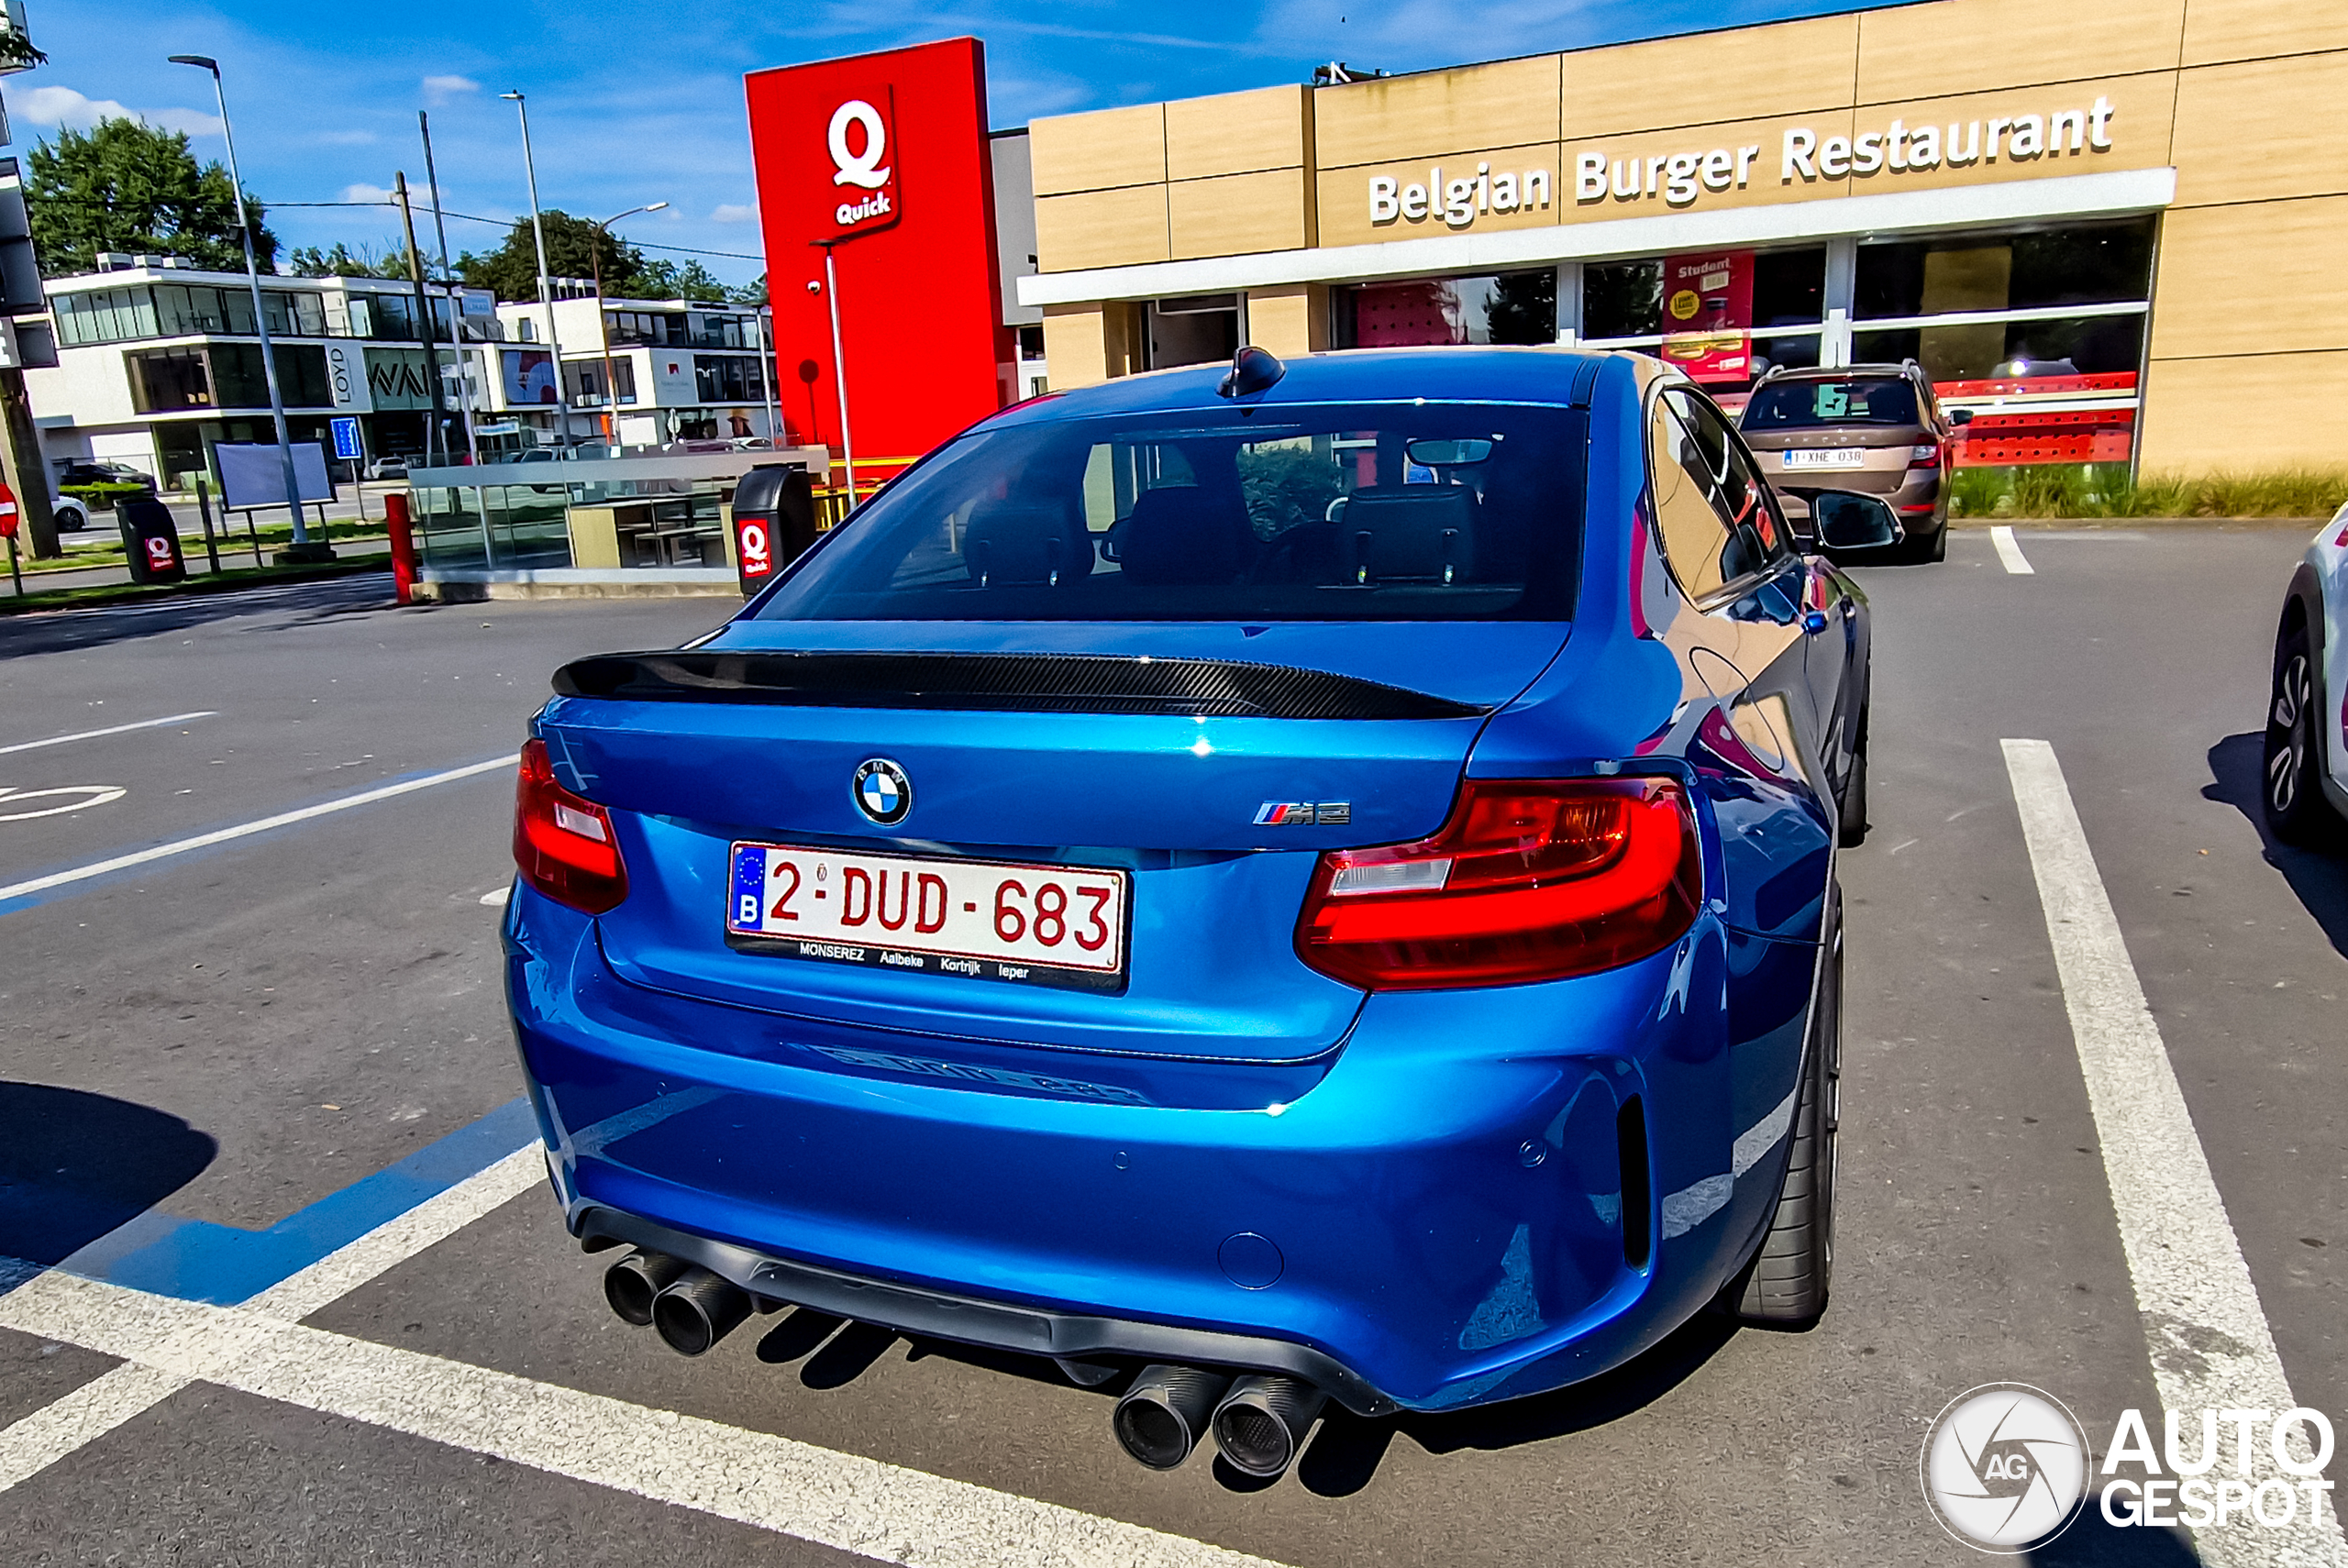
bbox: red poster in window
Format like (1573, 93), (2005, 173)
(1659, 250), (1754, 384)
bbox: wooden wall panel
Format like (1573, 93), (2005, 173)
(1855, 0), (2186, 103)
(1166, 85), (1310, 182)
(1169, 170), (1310, 259)
(1245, 284), (1325, 357)
(1557, 15), (1862, 139)
(2148, 196), (2348, 359)
(2137, 348), (2348, 469)
(1035, 185), (1170, 272)
(2180, 0), (2348, 67)
(1314, 54), (1561, 169)
(1028, 104), (1165, 197)
(2170, 53), (2348, 206)
(1040, 304), (1108, 388)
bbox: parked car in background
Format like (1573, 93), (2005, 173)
(364, 454), (412, 480)
(505, 345), (1884, 1481)
(56, 459), (159, 492)
(1736, 362), (1967, 563)
(2264, 507), (2348, 844)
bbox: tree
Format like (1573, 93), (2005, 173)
(624, 256), (727, 302)
(286, 238), (415, 279)
(732, 273), (767, 307)
(457, 209), (634, 302)
(26, 117), (275, 276)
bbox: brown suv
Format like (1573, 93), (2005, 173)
(1735, 361), (1969, 563)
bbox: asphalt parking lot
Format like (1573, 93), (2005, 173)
(0, 525), (2341, 1566)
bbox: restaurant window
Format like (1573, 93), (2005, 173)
(1584, 248), (1826, 392)
(1329, 271), (1555, 348)
(1851, 217), (2154, 385)
(1146, 293), (1242, 369)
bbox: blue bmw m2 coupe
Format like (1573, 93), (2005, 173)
(506, 345), (1877, 1478)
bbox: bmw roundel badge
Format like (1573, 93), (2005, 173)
(851, 757), (913, 825)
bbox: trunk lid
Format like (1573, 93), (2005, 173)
(542, 622), (1567, 1065)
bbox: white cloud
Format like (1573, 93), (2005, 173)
(421, 73), (481, 105)
(339, 182), (394, 205)
(709, 203), (757, 223)
(10, 83), (222, 137)
(315, 128), (377, 145)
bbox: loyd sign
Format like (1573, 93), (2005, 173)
(826, 94), (901, 237)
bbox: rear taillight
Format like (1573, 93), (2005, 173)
(1295, 778), (1700, 990)
(514, 737), (628, 914)
(1908, 442), (1940, 468)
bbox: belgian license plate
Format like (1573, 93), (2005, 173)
(725, 842), (1130, 992)
(1784, 447), (1866, 469)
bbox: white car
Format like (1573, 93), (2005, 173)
(2265, 507), (2348, 841)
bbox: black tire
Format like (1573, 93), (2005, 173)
(1725, 887), (1840, 1326)
(2264, 615), (2338, 845)
(1924, 520), (1946, 563)
(1837, 704), (1869, 848)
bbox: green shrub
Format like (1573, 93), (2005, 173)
(59, 481), (150, 510)
(1946, 465), (2348, 520)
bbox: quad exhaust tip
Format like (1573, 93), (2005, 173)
(650, 1265), (754, 1356)
(1113, 1364), (1232, 1470)
(1212, 1375), (1325, 1479)
(604, 1250), (688, 1327)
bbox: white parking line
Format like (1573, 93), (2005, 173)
(2003, 739), (2343, 1566)
(0, 1272), (1292, 1568)
(1990, 525), (2035, 575)
(0, 753), (515, 908)
(0, 712), (216, 756)
(0, 1145), (545, 1495)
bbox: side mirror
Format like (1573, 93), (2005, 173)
(1811, 491), (1903, 552)
(1949, 408), (1975, 426)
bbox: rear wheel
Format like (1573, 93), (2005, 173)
(1923, 520), (1946, 563)
(2264, 615), (2338, 845)
(1724, 886), (1840, 1326)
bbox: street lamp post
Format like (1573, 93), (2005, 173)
(500, 91), (570, 451)
(587, 203), (667, 448)
(169, 53), (325, 557)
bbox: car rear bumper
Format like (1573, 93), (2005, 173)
(505, 889), (1804, 1412)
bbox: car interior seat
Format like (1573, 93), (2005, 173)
(1113, 485), (1254, 585)
(1338, 485), (1481, 585)
(963, 500), (1091, 588)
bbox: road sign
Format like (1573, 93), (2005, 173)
(329, 416), (363, 461)
(0, 480), (18, 539)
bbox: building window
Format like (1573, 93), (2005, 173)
(692, 353), (763, 403)
(1017, 325), (1045, 360)
(1145, 293), (1242, 368)
(207, 343), (333, 408)
(572, 357), (638, 405)
(1329, 271), (1555, 349)
(1582, 248), (1827, 387)
(1851, 217), (2154, 381)
(56, 286), (161, 346)
(127, 347), (211, 411)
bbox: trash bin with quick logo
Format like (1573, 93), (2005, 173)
(117, 496), (187, 585)
(728, 464), (817, 596)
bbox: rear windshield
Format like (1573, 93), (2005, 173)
(1741, 378), (1919, 429)
(750, 402), (1585, 622)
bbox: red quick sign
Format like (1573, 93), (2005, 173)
(825, 91), (901, 238)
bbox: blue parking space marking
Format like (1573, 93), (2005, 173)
(51, 1098), (539, 1306)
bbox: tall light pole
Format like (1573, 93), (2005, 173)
(419, 110), (477, 465)
(170, 53), (323, 555)
(500, 91), (570, 451)
(587, 202), (666, 447)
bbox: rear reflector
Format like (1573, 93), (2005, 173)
(1294, 777), (1700, 990)
(515, 737), (629, 914)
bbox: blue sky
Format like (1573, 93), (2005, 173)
(6, 0), (1885, 290)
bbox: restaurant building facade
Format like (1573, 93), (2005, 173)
(1016, 0), (2344, 472)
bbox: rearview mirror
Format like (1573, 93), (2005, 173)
(1811, 491), (1903, 552)
(1949, 408), (1975, 426)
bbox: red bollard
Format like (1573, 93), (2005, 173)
(384, 490), (417, 605)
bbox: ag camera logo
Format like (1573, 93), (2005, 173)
(1921, 1385), (2089, 1552)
